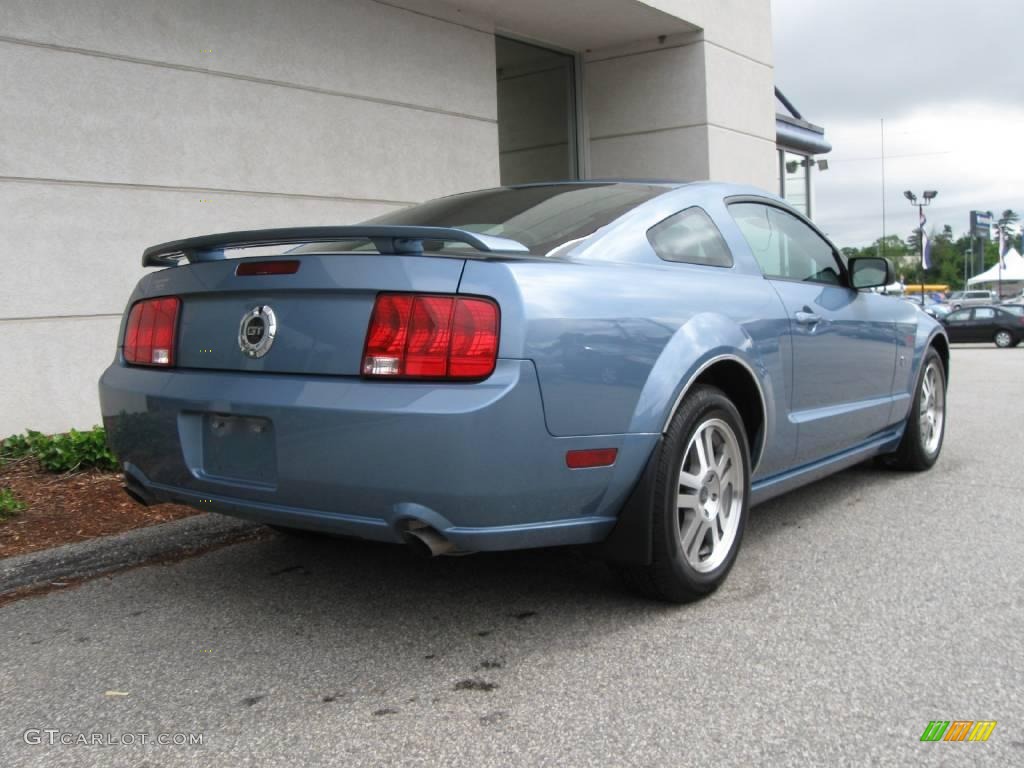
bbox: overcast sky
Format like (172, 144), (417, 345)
(772, 0), (1024, 248)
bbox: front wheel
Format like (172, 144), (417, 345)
(881, 349), (946, 471)
(994, 330), (1014, 348)
(617, 385), (751, 603)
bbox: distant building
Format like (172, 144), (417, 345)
(775, 89), (832, 219)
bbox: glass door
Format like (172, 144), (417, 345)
(495, 36), (578, 185)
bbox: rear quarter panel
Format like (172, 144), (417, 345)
(459, 189), (796, 480)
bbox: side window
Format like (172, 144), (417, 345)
(947, 309), (971, 322)
(974, 308), (995, 320)
(647, 207), (733, 267)
(728, 203), (781, 275)
(729, 202), (844, 285)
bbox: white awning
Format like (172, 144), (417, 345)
(967, 248), (1024, 284)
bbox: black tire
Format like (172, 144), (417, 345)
(617, 385), (751, 603)
(267, 524), (322, 539)
(994, 330), (1014, 349)
(880, 348), (946, 471)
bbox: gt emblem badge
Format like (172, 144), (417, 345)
(238, 305), (277, 358)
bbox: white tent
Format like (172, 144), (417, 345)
(967, 247), (1024, 285)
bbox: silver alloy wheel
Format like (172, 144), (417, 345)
(675, 418), (744, 573)
(918, 361), (945, 456)
(995, 330), (1012, 348)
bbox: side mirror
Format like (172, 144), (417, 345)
(848, 256), (894, 290)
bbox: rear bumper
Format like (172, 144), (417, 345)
(99, 360), (657, 551)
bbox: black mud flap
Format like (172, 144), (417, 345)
(591, 436), (662, 566)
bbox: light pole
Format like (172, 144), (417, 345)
(964, 241), (971, 290)
(904, 190), (938, 304)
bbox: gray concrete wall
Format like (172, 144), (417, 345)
(585, 38), (711, 180)
(0, 0), (500, 435)
(585, 0), (775, 188)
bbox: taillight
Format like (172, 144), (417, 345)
(362, 293), (498, 380)
(124, 297), (180, 366)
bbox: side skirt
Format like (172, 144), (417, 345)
(750, 427), (903, 506)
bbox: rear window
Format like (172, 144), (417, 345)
(297, 184), (668, 257)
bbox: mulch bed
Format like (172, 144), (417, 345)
(0, 459), (197, 559)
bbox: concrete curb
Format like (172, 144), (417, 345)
(0, 514), (263, 594)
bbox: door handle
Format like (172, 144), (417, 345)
(795, 311), (821, 325)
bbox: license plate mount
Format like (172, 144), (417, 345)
(202, 414), (277, 486)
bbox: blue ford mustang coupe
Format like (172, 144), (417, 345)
(99, 182), (949, 602)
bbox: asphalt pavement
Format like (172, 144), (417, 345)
(2, 346), (1022, 767)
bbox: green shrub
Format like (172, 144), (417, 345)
(0, 432), (33, 459)
(1, 427), (119, 473)
(0, 487), (25, 520)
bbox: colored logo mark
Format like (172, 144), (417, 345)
(920, 720), (996, 742)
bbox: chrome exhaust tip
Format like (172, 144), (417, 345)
(402, 525), (459, 557)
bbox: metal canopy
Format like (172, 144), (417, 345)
(776, 115), (832, 156)
(775, 88), (831, 155)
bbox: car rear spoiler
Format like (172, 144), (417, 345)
(141, 226), (530, 267)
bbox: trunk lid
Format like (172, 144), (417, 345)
(146, 254), (466, 376)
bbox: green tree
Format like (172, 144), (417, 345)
(929, 228), (964, 289)
(840, 246), (862, 261)
(876, 234), (910, 258)
(907, 229), (921, 253)
(837, 220), (1010, 292)
(983, 239), (1001, 269)
(904, 226), (965, 290)
(997, 209), (1019, 241)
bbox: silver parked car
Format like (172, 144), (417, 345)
(948, 290), (998, 309)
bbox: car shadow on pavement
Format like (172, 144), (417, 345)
(7, 459), (920, 721)
(119, 457), (913, 620)
(128, 457), (908, 624)
(745, 459), (902, 538)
